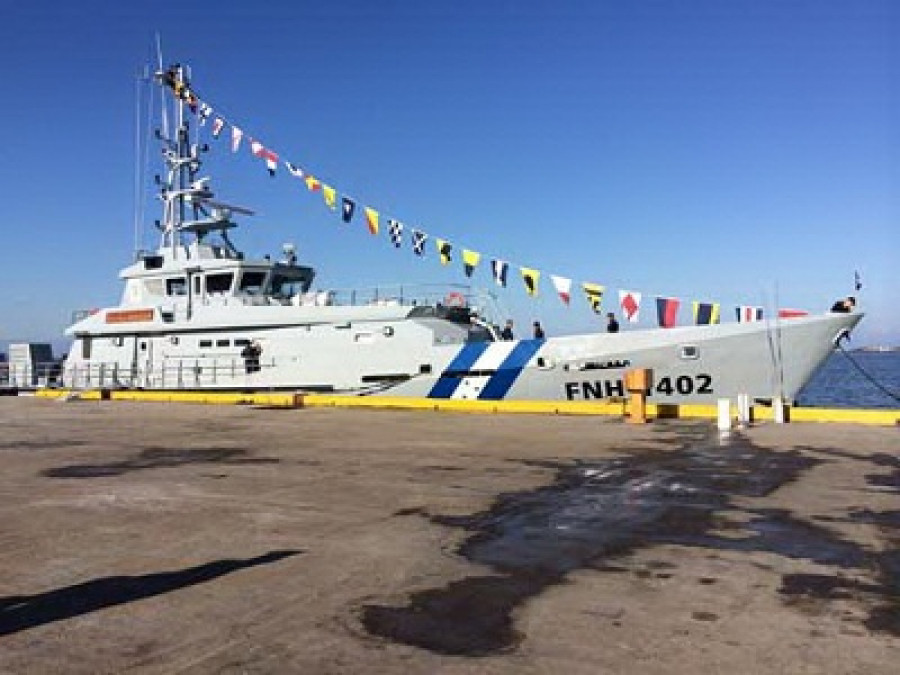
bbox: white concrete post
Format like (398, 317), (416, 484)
(737, 393), (751, 426)
(717, 398), (732, 432)
(773, 396), (786, 424)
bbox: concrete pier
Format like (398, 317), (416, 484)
(0, 397), (897, 673)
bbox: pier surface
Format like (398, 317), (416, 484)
(1, 397), (897, 673)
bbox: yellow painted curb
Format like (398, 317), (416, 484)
(303, 394), (627, 416)
(31, 388), (898, 425)
(782, 407), (899, 425)
(35, 389), (103, 401)
(34, 388), (302, 407)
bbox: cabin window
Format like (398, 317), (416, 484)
(142, 255), (164, 269)
(144, 279), (164, 296)
(239, 271), (267, 295)
(110, 336), (124, 347)
(193, 277), (201, 294)
(81, 337), (92, 359)
(270, 272), (309, 298)
(206, 273), (234, 294)
(166, 277), (187, 296)
(234, 339), (250, 347)
(199, 340), (212, 348)
(216, 339), (230, 347)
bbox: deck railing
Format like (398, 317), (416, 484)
(0, 361), (64, 389)
(56, 357), (287, 391)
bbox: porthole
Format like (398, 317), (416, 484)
(679, 345), (699, 360)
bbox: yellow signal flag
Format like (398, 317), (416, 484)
(582, 282), (605, 314)
(520, 267), (540, 296)
(322, 184), (337, 210)
(436, 239), (453, 265)
(364, 207), (379, 235)
(462, 249), (481, 277)
(692, 301), (721, 325)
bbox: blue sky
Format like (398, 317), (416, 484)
(1, 0), (896, 353)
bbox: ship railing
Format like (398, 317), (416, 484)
(1, 361), (64, 389)
(61, 358), (278, 390)
(313, 283), (504, 318)
(71, 308), (100, 323)
(322, 283), (473, 308)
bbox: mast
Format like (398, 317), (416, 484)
(151, 62), (253, 260)
(154, 63), (195, 257)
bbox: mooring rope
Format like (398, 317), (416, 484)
(836, 342), (900, 404)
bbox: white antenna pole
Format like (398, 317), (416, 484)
(155, 33), (169, 139)
(133, 69), (143, 258)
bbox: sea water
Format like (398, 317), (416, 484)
(796, 351), (900, 409)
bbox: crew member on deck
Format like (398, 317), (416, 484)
(500, 320), (515, 341)
(830, 296), (856, 313)
(241, 340), (262, 374)
(606, 312), (620, 333)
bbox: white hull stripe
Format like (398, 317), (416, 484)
(429, 339), (545, 400)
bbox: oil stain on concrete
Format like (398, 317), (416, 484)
(362, 430), (899, 655)
(41, 446), (280, 478)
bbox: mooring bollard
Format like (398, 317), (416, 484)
(624, 368), (653, 424)
(773, 397), (788, 424)
(717, 398), (732, 432)
(736, 393), (752, 427)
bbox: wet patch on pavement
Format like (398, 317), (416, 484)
(41, 446), (280, 478)
(362, 430), (899, 654)
(865, 454), (900, 494)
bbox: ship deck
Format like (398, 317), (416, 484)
(0, 397), (897, 673)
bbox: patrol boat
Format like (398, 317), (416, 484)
(62, 65), (863, 404)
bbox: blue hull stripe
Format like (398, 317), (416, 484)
(478, 339), (544, 400)
(428, 341), (491, 398)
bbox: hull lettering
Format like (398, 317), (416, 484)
(565, 374), (715, 400)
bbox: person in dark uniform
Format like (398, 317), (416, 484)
(606, 312), (620, 333)
(533, 321), (545, 339)
(829, 296), (856, 313)
(500, 320), (514, 340)
(241, 340), (262, 374)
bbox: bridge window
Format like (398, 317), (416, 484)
(239, 271), (267, 295)
(206, 273), (234, 294)
(166, 277), (187, 296)
(270, 272), (310, 298)
(144, 279), (164, 296)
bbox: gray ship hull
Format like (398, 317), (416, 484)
(63, 310), (861, 405)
